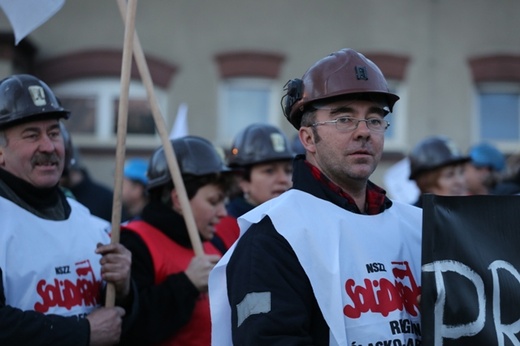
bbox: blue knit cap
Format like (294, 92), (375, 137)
(469, 143), (505, 172)
(124, 158), (149, 185)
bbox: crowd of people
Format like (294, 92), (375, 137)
(407, 135), (511, 207)
(0, 47), (517, 345)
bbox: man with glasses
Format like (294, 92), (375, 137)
(209, 48), (423, 345)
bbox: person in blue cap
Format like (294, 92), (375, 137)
(122, 158), (149, 220)
(464, 142), (505, 195)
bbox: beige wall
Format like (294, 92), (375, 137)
(1, 0), (519, 196)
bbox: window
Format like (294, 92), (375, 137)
(217, 78), (279, 146)
(214, 51), (285, 147)
(469, 54), (520, 152)
(476, 83), (520, 151)
(382, 80), (408, 151)
(34, 49), (176, 149)
(364, 53), (410, 152)
(53, 78), (167, 148)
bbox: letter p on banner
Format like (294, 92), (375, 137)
(421, 195), (520, 345)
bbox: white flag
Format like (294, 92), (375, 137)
(383, 157), (420, 204)
(0, 0), (65, 45)
(169, 103), (189, 139)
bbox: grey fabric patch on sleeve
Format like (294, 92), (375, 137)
(236, 291), (271, 327)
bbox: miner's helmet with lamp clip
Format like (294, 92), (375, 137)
(0, 74), (70, 130)
(281, 48), (399, 130)
(228, 123), (294, 168)
(409, 136), (470, 180)
(146, 135), (232, 191)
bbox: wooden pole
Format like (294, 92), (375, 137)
(106, 0), (138, 308)
(115, 0), (204, 256)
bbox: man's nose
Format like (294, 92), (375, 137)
(38, 135), (56, 152)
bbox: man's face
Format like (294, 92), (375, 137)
(0, 119), (65, 188)
(299, 99), (387, 190)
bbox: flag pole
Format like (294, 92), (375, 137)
(115, 0), (204, 256)
(106, 0), (138, 308)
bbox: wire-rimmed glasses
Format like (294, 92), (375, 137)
(311, 116), (390, 133)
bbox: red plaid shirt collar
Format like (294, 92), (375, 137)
(305, 160), (387, 215)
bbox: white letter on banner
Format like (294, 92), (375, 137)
(488, 260), (520, 346)
(423, 260), (486, 345)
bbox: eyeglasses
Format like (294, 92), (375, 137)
(311, 116), (390, 133)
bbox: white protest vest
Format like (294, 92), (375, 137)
(0, 196), (111, 317)
(210, 189), (422, 346)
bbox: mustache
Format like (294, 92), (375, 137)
(31, 153), (60, 166)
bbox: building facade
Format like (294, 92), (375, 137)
(1, 0), (519, 198)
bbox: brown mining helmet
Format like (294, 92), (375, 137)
(281, 48), (399, 129)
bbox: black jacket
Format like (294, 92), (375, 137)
(69, 168), (124, 222)
(225, 194), (255, 218)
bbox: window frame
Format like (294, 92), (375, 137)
(216, 77), (280, 147)
(52, 78), (167, 149)
(382, 80), (408, 152)
(473, 82), (520, 153)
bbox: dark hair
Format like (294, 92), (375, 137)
(237, 166), (252, 182)
(414, 169), (442, 193)
(148, 173), (235, 206)
(300, 109), (317, 128)
(300, 109), (322, 143)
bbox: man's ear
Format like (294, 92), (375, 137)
(299, 126), (316, 154)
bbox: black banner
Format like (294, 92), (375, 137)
(421, 194), (520, 345)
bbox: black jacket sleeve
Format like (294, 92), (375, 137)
(0, 268), (90, 346)
(120, 280), (139, 336)
(226, 216), (329, 346)
(119, 230), (200, 345)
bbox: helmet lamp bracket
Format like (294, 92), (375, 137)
(282, 78), (303, 118)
